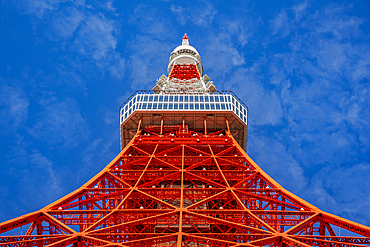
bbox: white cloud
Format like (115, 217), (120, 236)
(30, 150), (61, 194)
(307, 163), (370, 224)
(190, 0), (216, 27)
(0, 83), (29, 134)
(227, 65), (283, 126)
(19, 0), (65, 18)
(130, 4), (172, 38)
(271, 10), (290, 37)
(170, 4), (187, 25)
(29, 98), (89, 147)
(203, 34), (245, 76)
(48, 6), (85, 40)
(127, 5), (175, 88)
(74, 14), (118, 60)
(249, 134), (307, 192)
(169, 1), (216, 27)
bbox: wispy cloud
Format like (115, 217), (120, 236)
(170, 0), (215, 27)
(29, 98), (89, 147)
(0, 82), (29, 134)
(74, 14), (118, 60)
(203, 33), (245, 76)
(245, 2), (370, 222)
(47, 6), (85, 41)
(127, 5), (174, 88)
(170, 4), (187, 26)
(270, 9), (290, 37)
(190, 0), (216, 27)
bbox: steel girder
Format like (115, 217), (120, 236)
(1, 123), (370, 247)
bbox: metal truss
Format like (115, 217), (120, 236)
(1, 121), (370, 246)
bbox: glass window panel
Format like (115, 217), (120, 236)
(142, 103), (147, 109)
(190, 103), (194, 109)
(133, 105), (136, 111)
(220, 96), (224, 102)
(200, 96), (204, 102)
(184, 103), (189, 109)
(211, 103), (215, 110)
(216, 104), (220, 109)
(144, 96), (148, 101)
(236, 109), (239, 115)
(169, 104), (173, 109)
(179, 96), (183, 101)
(185, 96), (189, 101)
(164, 96), (169, 102)
(210, 96), (214, 102)
(153, 103), (157, 109)
(159, 96), (163, 101)
(195, 104), (199, 109)
(149, 96), (153, 101)
(147, 103), (152, 109)
(174, 96), (178, 101)
(194, 96), (199, 102)
(221, 103), (226, 109)
(163, 103), (168, 109)
(174, 103), (178, 109)
(169, 96), (173, 101)
(158, 103), (162, 110)
(200, 104), (204, 109)
(215, 96), (219, 102)
(129, 109), (132, 114)
(205, 96), (209, 102)
(179, 103), (183, 109)
(205, 104), (210, 109)
(133, 97), (136, 103)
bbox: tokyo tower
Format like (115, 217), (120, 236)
(1, 34), (370, 247)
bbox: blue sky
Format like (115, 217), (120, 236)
(1, 0), (370, 226)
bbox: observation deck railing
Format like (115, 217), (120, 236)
(120, 90), (248, 125)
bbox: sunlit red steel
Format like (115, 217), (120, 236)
(169, 64), (201, 81)
(1, 122), (370, 246)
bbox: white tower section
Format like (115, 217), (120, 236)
(153, 34), (216, 94)
(167, 33), (203, 76)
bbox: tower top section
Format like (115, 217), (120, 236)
(121, 34), (248, 150)
(181, 33), (189, 45)
(154, 34), (216, 94)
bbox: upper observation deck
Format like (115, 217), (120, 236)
(120, 90), (247, 125)
(119, 34), (248, 150)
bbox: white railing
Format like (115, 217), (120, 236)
(120, 91), (248, 125)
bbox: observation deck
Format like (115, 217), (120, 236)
(120, 90), (248, 151)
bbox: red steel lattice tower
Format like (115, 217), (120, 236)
(1, 34), (370, 247)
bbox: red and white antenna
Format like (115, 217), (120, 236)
(182, 33), (189, 45)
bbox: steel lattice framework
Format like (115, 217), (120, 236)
(1, 122), (370, 246)
(1, 34), (370, 246)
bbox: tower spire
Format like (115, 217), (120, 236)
(181, 33), (189, 45)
